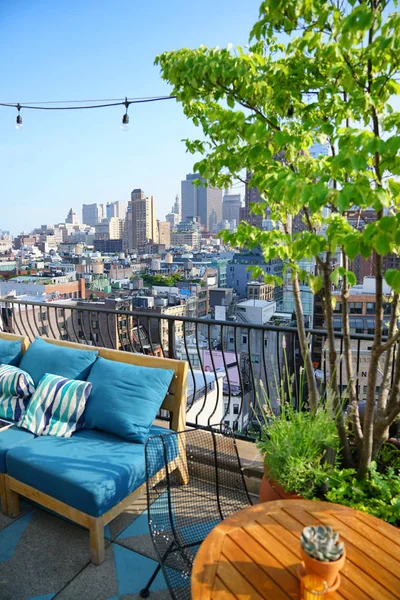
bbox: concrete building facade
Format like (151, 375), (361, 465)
(82, 204), (104, 227)
(181, 173), (222, 231)
(126, 189), (157, 251)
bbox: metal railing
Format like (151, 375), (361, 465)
(1, 296), (396, 440)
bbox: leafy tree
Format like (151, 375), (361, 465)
(156, 0), (400, 478)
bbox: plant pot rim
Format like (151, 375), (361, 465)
(300, 545), (346, 567)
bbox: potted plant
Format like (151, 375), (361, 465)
(300, 525), (345, 590)
(255, 384), (340, 501)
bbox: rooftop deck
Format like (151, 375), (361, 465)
(1, 494), (172, 600)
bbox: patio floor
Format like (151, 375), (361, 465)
(0, 495), (172, 600)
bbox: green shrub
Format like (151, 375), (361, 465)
(326, 464), (400, 526)
(256, 402), (340, 499)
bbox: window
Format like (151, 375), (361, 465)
(224, 404), (229, 414)
(242, 335), (247, 345)
(229, 337), (234, 343)
(38, 312), (47, 322)
(333, 302), (342, 314)
(233, 404), (239, 415)
(349, 302), (362, 314)
(224, 420), (230, 428)
(232, 421), (239, 432)
(363, 385), (367, 394)
(366, 302), (375, 314)
(376, 386), (380, 394)
(355, 319), (364, 334)
(91, 320), (98, 328)
(251, 354), (260, 364)
(383, 303), (392, 316)
(39, 325), (48, 336)
(264, 338), (268, 348)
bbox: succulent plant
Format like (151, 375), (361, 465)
(301, 525), (344, 562)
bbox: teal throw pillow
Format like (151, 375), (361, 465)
(0, 364), (35, 421)
(0, 338), (23, 367)
(19, 337), (98, 386)
(19, 373), (92, 437)
(84, 357), (174, 443)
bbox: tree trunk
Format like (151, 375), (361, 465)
(341, 252), (363, 445)
(358, 251), (383, 479)
(292, 271), (319, 413)
(321, 261), (353, 466)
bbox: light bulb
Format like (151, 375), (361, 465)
(121, 112), (129, 131)
(16, 114), (23, 130)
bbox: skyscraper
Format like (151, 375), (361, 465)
(126, 189), (157, 251)
(172, 194), (181, 221)
(157, 221), (171, 247)
(65, 208), (79, 225)
(222, 192), (242, 223)
(181, 173), (222, 231)
(82, 203), (104, 227)
(106, 201), (127, 220)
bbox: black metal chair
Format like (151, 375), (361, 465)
(140, 427), (253, 599)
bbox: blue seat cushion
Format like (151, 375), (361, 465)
(19, 337), (98, 386)
(84, 357), (174, 443)
(6, 426), (178, 516)
(0, 424), (36, 473)
(0, 338), (22, 367)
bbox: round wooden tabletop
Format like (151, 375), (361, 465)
(191, 499), (400, 600)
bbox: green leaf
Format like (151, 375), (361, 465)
(385, 269), (400, 293)
(374, 234), (391, 256)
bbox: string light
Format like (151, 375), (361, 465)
(16, 104), (23, 130)
(0, 95), (176, 131)
(121, 97), (129, 131)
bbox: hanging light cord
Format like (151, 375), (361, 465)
(0, 95), (176, 111)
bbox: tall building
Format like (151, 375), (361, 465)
(65, 208), (79, 226)
(181, 173), (222, 231)
(106, 201), (127, 220)
(240, 171), (265, 228)
(170, 218), (201, 250)
(157, 221), (171, 248)
(165, 212), (180, 228)
(172, 194), (181, 221)
(94, 217), (124, 241)
(82, 203), (104, 227)
(222, 192), (242, 223)
(126, 189), (157, 251)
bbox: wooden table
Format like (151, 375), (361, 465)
(191, 499), (400, 599)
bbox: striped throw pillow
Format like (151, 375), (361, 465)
(18, 373), (92, 438)
(0, 365), (36, 421)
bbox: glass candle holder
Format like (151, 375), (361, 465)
(301, 574), (329, 599)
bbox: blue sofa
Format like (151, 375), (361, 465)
(0, 334), (188, 564)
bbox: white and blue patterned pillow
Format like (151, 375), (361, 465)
(0, 364), (36, 421)
(18, 373), (92, 438)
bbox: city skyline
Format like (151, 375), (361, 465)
(0, 0), (257, 233)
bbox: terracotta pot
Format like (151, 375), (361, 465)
(301, 546), (346, 588)
(259, 474), (302, 503)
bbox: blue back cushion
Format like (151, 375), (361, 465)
(85, 357), (174, 442)
(0, 338), (22, 367)
(19, 337), (98, 386)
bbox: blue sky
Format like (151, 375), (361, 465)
(0, 0), (260, 233)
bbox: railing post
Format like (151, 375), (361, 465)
(168, 319), (177, 359)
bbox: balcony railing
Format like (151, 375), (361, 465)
(1, 296), (397, 440)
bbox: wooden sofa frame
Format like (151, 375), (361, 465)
(1, 335), (188, 564)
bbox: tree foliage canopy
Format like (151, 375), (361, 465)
(156, 0), (400, 478)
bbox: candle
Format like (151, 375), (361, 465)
(301, 574), (328, 599)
